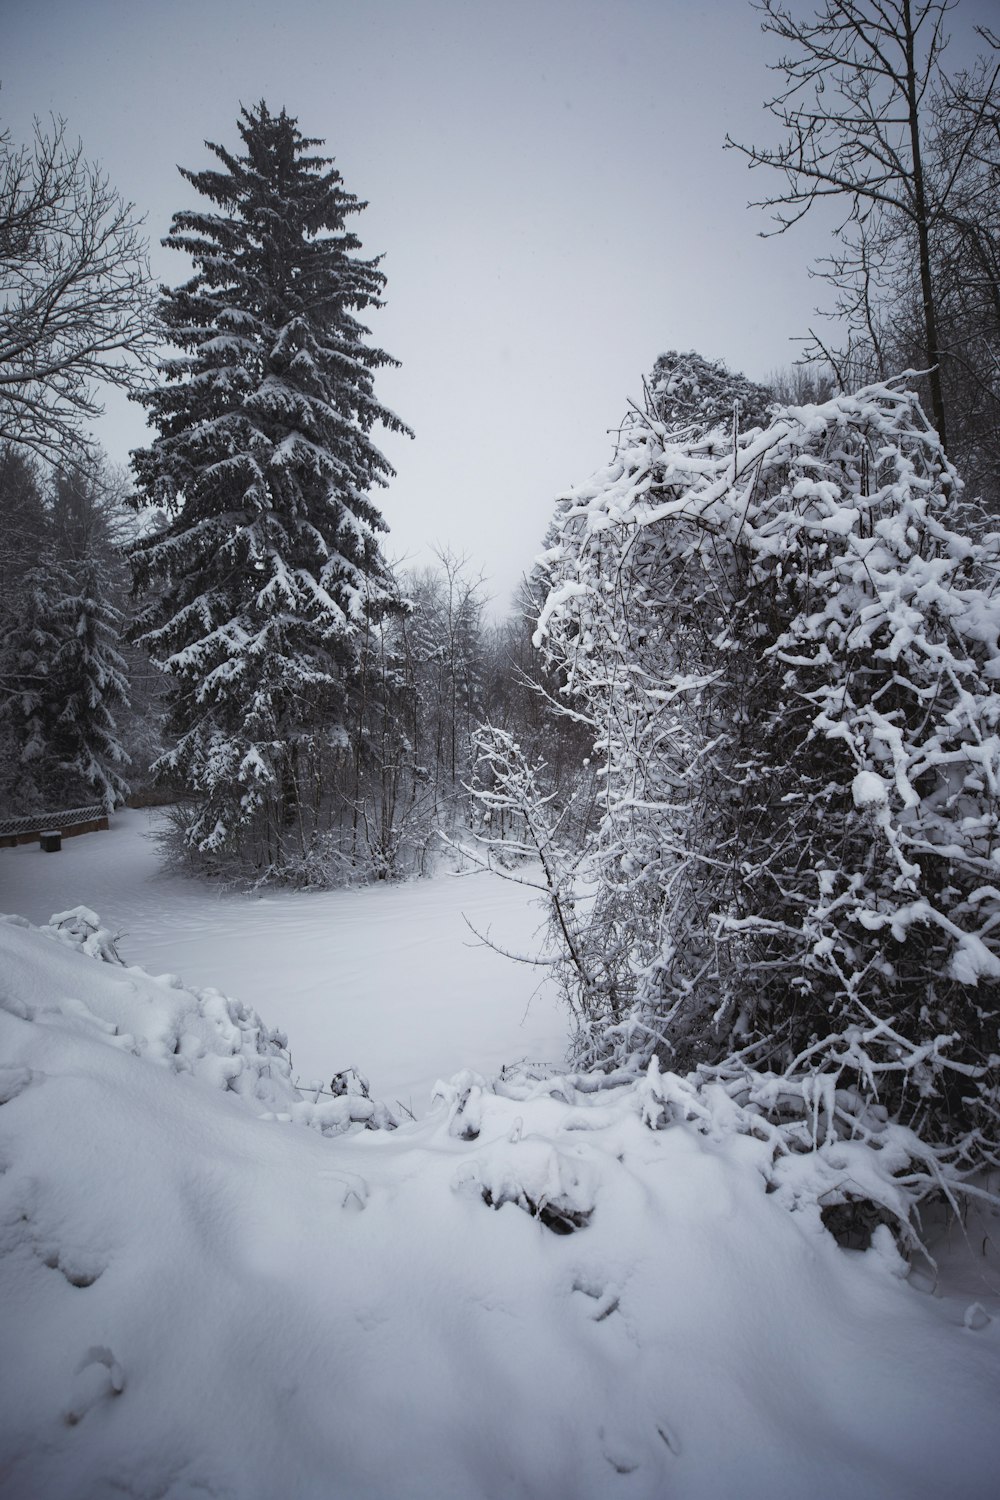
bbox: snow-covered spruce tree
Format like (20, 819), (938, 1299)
(0, 559), (65, 812)
(129, 103), (410, 874)
(535, 374), (1000, 1160)
(56, 455), (169, 803)
(44, 558), (130, 810)
(0, 453), (131, 814)
(0, 553), (130, 812)
(0, 446), (48, 799)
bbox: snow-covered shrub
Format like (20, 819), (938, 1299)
(459, 723), (641, 1041)
(535, 375), (1000, 1166)
(437, 1051), (990, 1252)
(41, 905), (125, 964)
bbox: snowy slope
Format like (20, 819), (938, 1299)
(0, 810), (567, 1112)
(2, 912), (999, 1500)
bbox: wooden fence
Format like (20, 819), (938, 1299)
(0, 804), (109, 849)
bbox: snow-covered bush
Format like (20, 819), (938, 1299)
(444, 1053), (976, 1252)
(535, 373), (1000, 1166)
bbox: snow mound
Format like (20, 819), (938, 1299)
(0, 906), (396, 1134)
(2, 914), (999, 1499)
(851, 770), (888, 809)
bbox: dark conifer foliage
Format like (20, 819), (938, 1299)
(648, 350), (773, 437)
(23, 557), (130, 811)
(129, 103), (411, 863)
(0, 451), (131, 814)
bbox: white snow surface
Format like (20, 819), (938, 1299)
(851, 769), (889, 809)
(0, 810), (567, 1113)
(2, 820), (1000, 1498)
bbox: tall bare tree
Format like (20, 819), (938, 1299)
(727, 0), (1000, 458)
(0, 118), (157, 462)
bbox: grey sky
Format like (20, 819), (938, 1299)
(3, 0), (994, 611)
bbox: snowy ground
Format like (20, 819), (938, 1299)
(0, 810), (568, 1112)
(2, 818), (1000, 1499)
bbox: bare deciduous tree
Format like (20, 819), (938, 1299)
(0, 118), (157, 461)
(727, 0), (1000, 457)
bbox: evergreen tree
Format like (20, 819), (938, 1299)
(129, 103), (411, 869)
(1, 557), (129, 812)
(0, 447), (47, 795)
(51, 559), (130, 810)
(0, 452), (131, 813)
(0, 445), (48, 598)
(0, 559), (65, 812)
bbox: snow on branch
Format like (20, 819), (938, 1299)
(534, 370), (1000, 1169)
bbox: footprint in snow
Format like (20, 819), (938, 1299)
(0, 1066), (39, 1104)
(571, 1274), (621, 1322)
(964, 1302), (992, 1331)
(41, 1243), (105, 1288)
(657, 1421), (682, 1456)
(317, 1169), (368, 1210)
(63, 1347), (125, 1426)
(599, 1427), (640, 1475)
(600, 1418), (682, 1477)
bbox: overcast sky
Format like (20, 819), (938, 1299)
(3, 0), (994, 612)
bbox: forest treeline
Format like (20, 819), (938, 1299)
(0, 104), (582, 881)
(2, 1), (999, 1212)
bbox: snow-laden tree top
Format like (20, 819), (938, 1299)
(648, 348), (773, 438)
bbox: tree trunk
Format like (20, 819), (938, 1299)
(902, 0), (948, 449)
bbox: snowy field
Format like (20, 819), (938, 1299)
(0, 810), (568, 1112)
(2, 816), (1000, 1499)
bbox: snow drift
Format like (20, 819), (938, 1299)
(1, 908), (999, 1499)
